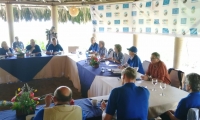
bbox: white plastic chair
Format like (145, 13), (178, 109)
(142, 60), (150, 73)
(123, 53), (129, 64)
(107, 51), (114, 59)
(187, 108), (199, 120)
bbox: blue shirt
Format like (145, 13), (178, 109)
(13, 41), (24, 50)
(127, 55), (144, 74)
(26, 45), (42, 56)
(113, 52), (124, 63)
(98, 47), (107, 57)
(106, 83), (149, 120)
(88, 43), (99, 52)
(0, 48), (13, 55)
(47, 44), (63, 52)
(175, 92), (200, 120)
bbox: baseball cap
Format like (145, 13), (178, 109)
(127, 46), (137, 53)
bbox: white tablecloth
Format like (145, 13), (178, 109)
(88, 72), (143, 97)
(89, 79), (189, 118)
(0, 54), (83, 92)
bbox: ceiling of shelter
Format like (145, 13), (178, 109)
(0, 0), (135, 5)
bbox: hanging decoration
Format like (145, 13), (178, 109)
(0, 7), (90, 24)
(69, 6), (79, 17)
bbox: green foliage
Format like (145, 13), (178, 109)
(12, 92), (36, 114)
(90, 56), (100, 66)
(0, 100), (12, 107)
(0, 7), (91, 23)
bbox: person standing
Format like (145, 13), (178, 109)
(13, 36), (24, 51)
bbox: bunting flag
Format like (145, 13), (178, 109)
(90, 0), (200, 36)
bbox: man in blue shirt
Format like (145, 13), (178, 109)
(0, 41), (13, 56)
(26, 39), (42, 56)
(88, 37), (99, 53)
(121, 46), (144, 74)
(102, 67), (149, 120)
(46, 37), (63, 55)
(164, 73), (200, 120)
(13, 36), (24, 51)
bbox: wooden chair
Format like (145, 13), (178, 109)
(168, 68), (185, 89)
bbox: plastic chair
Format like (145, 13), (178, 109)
(187, 108), (199, 120)
(122, 53), (129, 64)
(142, 60), (150, 73)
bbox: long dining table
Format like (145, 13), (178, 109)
(88, 78), (189, 118)
(0, 54), (189, 119)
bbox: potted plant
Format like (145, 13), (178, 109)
(16, 48), (25, 58)
(90, 56), (100, 68)
(11, 84), (39, 119)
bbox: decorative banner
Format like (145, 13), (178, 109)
(90, 3), (133, 33)
(90, 0), (200, 36)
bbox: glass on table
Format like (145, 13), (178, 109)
(160, 82), (166, 96)
(152, 79), (157, 91)
(50, 50), (53, 55)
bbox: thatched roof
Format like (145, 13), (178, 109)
(0, 6), (91, 23)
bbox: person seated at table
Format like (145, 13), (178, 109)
(88, 37), (99, 53)
(34, 86), (82, 120)
(120, 46), (144, 74)
(98, 41), (107, 59)
(13, 36), (24, 51)
(0, 41), (14, 56)
(141, 52), (171, 84)
(160, 73), (200, 120)
(26, 39), (42, 56)
(107, 44), (124, 64)
(46, 37), (63, 55)
(101, 67), (149, 120)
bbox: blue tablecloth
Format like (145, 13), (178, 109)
(0, 99), (102, 120)
(77, 60), (121, 97)
(0, 56), (53, 82)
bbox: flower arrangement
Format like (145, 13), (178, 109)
(90, 56), (100, 68)
(16, 48), (25, 58)
(0, 84), (39, 118)
(11, 84), (40, 117)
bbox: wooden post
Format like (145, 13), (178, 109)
(173, 37), (183, 69)
(133, 34), (138, 47)
(5, 4), (14, 46)
(51, 5), (58, 33)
